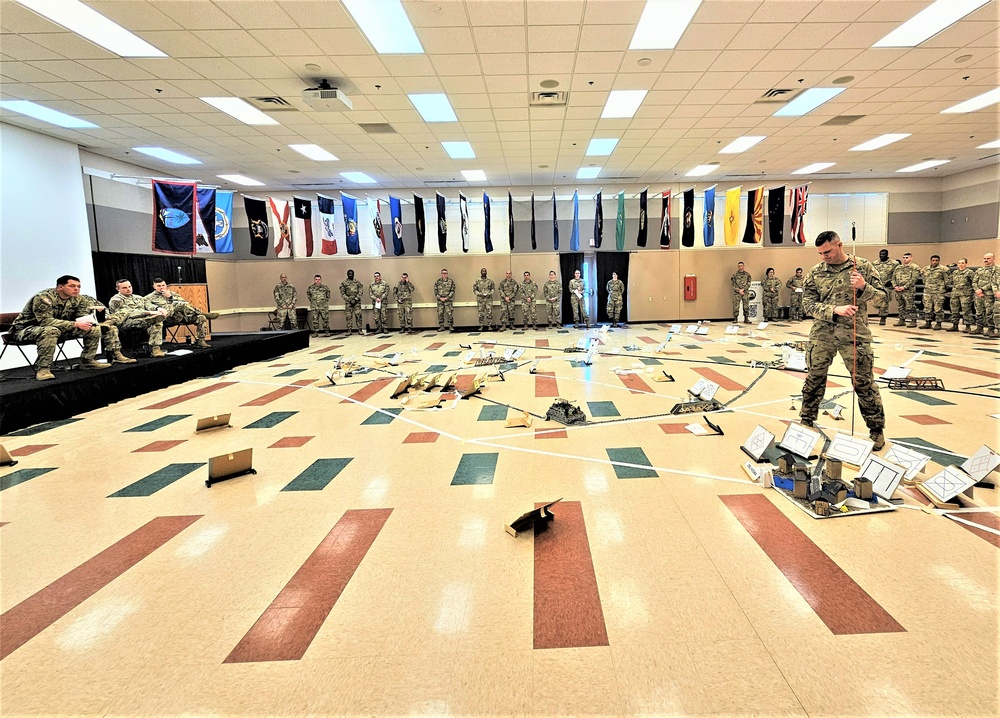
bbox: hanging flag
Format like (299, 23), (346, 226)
(290, 197), (314, 257)
(767, 186), (785, 244)
(507, 191), (515, 250)
(436, 192), (447, 252)
(552, 190), (559, 251)
(413, 193), (426, 254)
(741, 187), (764, 244)
(194, 187), (216, 253)
(636, 188), (648, 247)
(483, 192), (493, 253)
(615, 191), (625, 251)
(594, 190), (604, 248)
(659, 190), (671, 249)
(459, 193), (470, 253)
(268, 197), (292, 257)
(341, 193), (361, 255)
(703, 187), (715, 247)
(213, 190), (234, 253)
(681, 189), (694, 247)
(152, 180), (197, 254)
(317, 194), (338, 255)
(724, 187), (741, 246)
(244, 196), (269, 256)
(369, 196), (386, 256)
(530, 192), (537, 250)
(570, 190), (580, 252)
(790, 185), (809, 244)
(389, 196), (405, 256)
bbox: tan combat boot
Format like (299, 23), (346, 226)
(921, 320), (932, 329)
(933, 322), (942, 330)
(151, 346), (167, 357)
(80, 357), (111, 370)
(204, 311), (220, 319)
(110, 350), (137, 364)
(194, 339), (210, 348)
(36, 368), (55, 381)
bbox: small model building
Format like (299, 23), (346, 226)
(546, 398), (587, 425)
(853, 477), (873, 500)
(777, 453), (795, 475)
(822, 458), (843, 482)
(793, 472), (810, 499)
(821, 480), (848, 504)
(814, 500), (832, 516)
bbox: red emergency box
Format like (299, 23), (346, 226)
(684, 275), (697, 300)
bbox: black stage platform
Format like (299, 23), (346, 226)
(0, 331), (310, 435)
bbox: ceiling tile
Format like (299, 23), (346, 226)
(578, 24), (635, 53)
(475, 26), (528, 54)
(419, 26), (477, 54)
(431, 54), (482, 76)
(528, 53), (576, 76)
(479, 53), (528, 75)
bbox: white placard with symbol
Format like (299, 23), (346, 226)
(826, 431), (874, 467)
(961, 445), (999, 481)
(858, 455), (906, 500)
(742, 425), (775, 461)
(922, 466), (974, 503)
(885, 443), (930, 480)
(777, 423), (820, 459)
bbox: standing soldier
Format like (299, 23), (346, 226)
(394, 273), (415, 334)
(433, 268), (456, 332)
(339, 269), (364, 335)
(473, 268), (496, 331)
(306, 274), (331, 336)
(108, 279), (168, 357)
(992, 258), (1000, 339)
(498, 270), (519, 332)
(146, 278), (215, 347)
(762, 268), (782, 322)
(606, 271), (625, 327)
(891, 253), (920, 327)
(971, 252), (996, 337)
(369, 271), (390, 333)
(948, 258), (976, 332)
(786, 268), (805, 322)
(543, 271), (562, 328)
(569, 269), (588, 328)
(731, 261), (752, 323)
(273, 274), (297, 330)
(872, 249), (899, 325)
(520, 271), (538, 330)
(921, 255), (950, 330)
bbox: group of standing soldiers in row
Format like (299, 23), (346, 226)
(730, 262), (808, 323)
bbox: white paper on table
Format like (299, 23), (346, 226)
(725, 325), (740, 334)
(684, 325), (699, 334)
(696, 326), (709, 335)
(670, 324), (682, 334)
(686, 423), (710, 435)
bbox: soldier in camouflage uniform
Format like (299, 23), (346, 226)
(731, 261), (752, 323)
(369, 271), (390, 333)
(948, 258), (976, 332)
(992, 258), (1000, 339)
(78, 293), (135, 365)
(393, 273), (415, 333)
(273, 274), (297, 330)
(971, 252), (996, 337)
(11, 274), (113, 380)
(543, 271), (562, 327)
(146, 278), (214, 347)
(761, 268), (782, 322)
(872, 249), (899, 325)
(800, 231), (887, 450)
(606, 272), (625, 326)
(520, 271), (538, 329)
(786, 268), (805, 321)
(890, 253), (920, 327)
(568, 269), (588, 328)
(497, 270), (519, 331)
(108, 279), (168, 357)
(306, 275), (331, 336)
(473, 268), (495, 331)
(339, 269), (364, 335)
(433, 268), (456, 331)
(920, 255), (950, 330)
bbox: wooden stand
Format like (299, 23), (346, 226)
(167, 283), (211, 342)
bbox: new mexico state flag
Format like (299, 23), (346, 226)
(724, 187), (741, 246)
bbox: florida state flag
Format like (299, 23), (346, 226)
(268, 197), (292, 257)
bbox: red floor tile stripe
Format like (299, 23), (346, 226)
(0, 515), (202, 660)
(368, 343), (394, 353)
(901, 414), (950, 425)
(340, 378), (394, 404)
(535, 371), (559, 398)
(225, 508), (392, 663)
(721, 494), (905, 635)
(535, 428), (567, 439)
(949, 512), (1000, 549)
(533, 501), (609, 650)
(638, 336), (658, 344)
(133, 440), (187, 452)
(535, 339), (549, 348)
(403, 432), (439, 443)
(617, 373), (653, 394)
(9, 445), (56, 457)
(142, 382), (236, 410)
(269, 436), (314, 448)
(310, 344), (343, 354)
(693, 367), (746, 392)
(425, 342), (445, 350)
(920, 359), (1000, 380)
(659, 423), (689, 434)
(241, 379), (314, 407)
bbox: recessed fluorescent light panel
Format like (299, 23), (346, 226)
(0, 100), (97, 128)
(461, 169), (487, 182)
(601, 90), (648, 119)
(719, 136), (766, 154)
(341, 171), (377, 184)
(288, 144), (339, 161)
(941, 87), (1000, 114)
(792, 162), (835, 174)
(200, 97), (279, 126)
(873, 0), (990, 48)
(442, 141), (476, 159)
(342, 0), (423, 54)
(629, 0), (702, 50)
(685, 165), (717, 177)
(218, 174), (264, 186)
(133, 147), (200, 165)
(773, 88), (845, 117)
(977, 139), (1000, 149)
(897, 159), (950, 172)
(586, 138), (619, 155)
(576, 167), (601, 179)
(16, 0), (166, 57)
(409, 94), (458, 122)
(849, 133), (911, 151)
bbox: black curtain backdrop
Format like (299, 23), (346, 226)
(596, 252), (631, 324)
(559, 252), (584, 326)
(92, 251), (207, 305)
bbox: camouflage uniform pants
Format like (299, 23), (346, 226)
(397, 300), (413, 330)
(923, 292), (945, 323)
(895, 289), (916, 323)
(437, 300), (454, 328)
(732, 291), (749, 321)
(477, 298), (493, 327)
(789, 294), (804, 321)
(762, 296), (778, 321)
(570, 296), (587, 324)
(12, 324), (102, 369)
(975, 293), (995, 329)
(98, 323), (122, 353)
(545, 300), (560, 326)
(878, 287), (894, 317)
(118, 314), (165, 346)
(344, 301), (362, 331)
(607, 298), (622, 323)
(800, 324), (884, 432)
(371, 302), (387, 332)
(165, 307), (207, 340)
(951, 291), (975, 326)
(521, 300), (537, 327)
(275, 307), (294, 329)
(499, 299), (515, 328)
(308, 307), (329, 332)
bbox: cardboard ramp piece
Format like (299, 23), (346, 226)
(506, 411), (533, 428)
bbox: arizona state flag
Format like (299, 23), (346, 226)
(341, 192), (361, 255)
(790, 185), (808, 244)
(741, 187), (764, 244)
(703, 186), (715, 247)
(552, 190), (559, 250)
(414, 194), (426, 253)
(681, 189), (694, 247)
(389, 196), (405, 256)
(659, 190), (671, 249)
(436, 192), (447, 252)
(615, 191), (625, 251)
(530, 192), (537, 250)
(507, 191), (515, 250)
(594, 190), (604, 248)
(317, 194), (338, 255)
(636, 188), (648, 247)
(483, 192), (493, 253)
(243, 196), (269, 257)
(724, 187), (741, 246)
(569, 190), (580, 252)
(268, 197), (292, 257)
(291, 197), (314, 256)
(459, 193), (469, 253)
(152, 180), (197, 254)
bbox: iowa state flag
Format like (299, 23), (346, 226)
(703, 186), (715, 247)
(636, 188), (648, 247)
(569, 190), (580, 252)
(268, 197), (292, 257)
(659, 190), (670, 249)
(213, 190), (234, 253)
(483, 192), (493, 253)
(681, 189), (694, 247)
(152, 180), (198, 254)
(341, 193), (361, 255)
(317, 194), (338, 255)
(724, 187), (741, 246)
(244, 196), (269, 256)
(291, 197), (314, 257)
(413, 194), (426, 254)
(389, 196), (405, 256)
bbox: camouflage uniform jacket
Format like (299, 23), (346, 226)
(433, 278), (456, 301)
(873, 259), (899, 288)
(950, 267), (975, 293)
(108, 292), (157, 319)
(785, 276), (805, 293)
(762, 278), (782, 296)
(369, 281), (389, 303)
(802, 256), (886, 342)
(973, 265), (996, 293)
(306, 284), (331, 307)
(145, 289), (192, 310)
(521, 280), (538, 301)
(339, 279), (364, 304)
(499, 278), (519, 302)
(473, 277), (495, 299)
(568, 278), (585, 297)
(607, 279), (624, 301)
(543, 280), (561, 302)
(731, 270), (751, 291)
(12, 288), (94, 331)
(921, 265), (950, 294)
(274, 283), (297, 308)
(393, 281), (415, 303)
(891, 263), (920, 290)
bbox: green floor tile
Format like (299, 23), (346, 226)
(607, 447), (658, 479)
(282, 458), (353, 491)
(682, 344), (701, 350)
(637, 357), (663, 366)
(6, 418), (82, 437)
(891, 437), (965, 467)
(907, 349), (947, 356)
(1, 468), (56, 492)
(361, 408), (403, 425)
(569, 360), (590, 368)
(451, 452), (499, 485)
(125, 415), (191, 432)
(319, 354), (343, 361)
(477, 405), (508, 421)
(425, 364), (448, 372)
(444, 351), (462, 357)
(244, 411), (297, 429)
(894, 391), (955, 407)
(275, 368), (307, 377)
(739, 342), (761, 347)
(588, 401), (620, 417)
(109, 463), (205, 497)
(707, 355), (737, 364)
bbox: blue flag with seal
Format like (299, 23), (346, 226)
(213, 190), (234, 253)
(483, 192), (493, 253)
(389, 196), (405, 256)
(552, 190), (559, 251)
(703, 186), (715, 247)
(570, 190), (580, 251)
(341, 192), (361, 255)
(152, 179), (197, 253)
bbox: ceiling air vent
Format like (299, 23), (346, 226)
(248, 96), (296, 111)
(754, 88), (797, 104)
(821, 115), (865, 126)
(358, 123), (397, 134)
(530, 91), (568, 106)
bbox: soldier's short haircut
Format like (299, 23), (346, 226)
(815, 230), (839, 246)
(766, 267), (775, 275)
(314, 274), (322, 279)
(902, 253), (912, 258)
(930, 254), (940, 260)
(152, 276), (166, 285)
(402, 272), (408, 277)
(796, 267), (802, 272)
(960, 257), (967, 263)
(56, 274), (80, 286)
(115, 278), (130, 287)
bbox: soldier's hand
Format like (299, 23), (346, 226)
(75, 317), (96, 330)
(834, 304), (858, 317)
(849, 270), (866, 290)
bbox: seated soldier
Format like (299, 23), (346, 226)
(10, 274), (113, 381)
(77, 292), (135, 365)
(144, 277), (219, 348)
(108, 279), (169, 357)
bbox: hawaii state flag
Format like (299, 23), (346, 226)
(790, 185), (808, 244)
(369, 196), (386, 256)
(268, 196), (292, 257)
(530, 192), (537, 250)
(767, 187), (785, 244)
(703, 186), (715, 247)
(317, 195), (338, 255)
(291, 197), (314, 257)
(414, 194), (426, 254)
(389, 196), (405, 256)
(724, 187), (741, 246)
(483, 192), (493, 253)
(681, 189), (694, 247)
(507, 191), (515, 250)
(552, 190), (559, 250)
(459, 193), (469, 253)
(436, 192), (447, 252)
(213, 190), (234, 253)
(152, 180), (197, 254)
(615, 191), (625, 251)
(341, 193), (361, 255)
(244, 196), (269, 256)
(637, 188), (648, 247)
(570, 190), (580, 251)
(742, 187), (763, 244)
(660, 190), (670, 249)
(594, 190), (604, 248)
